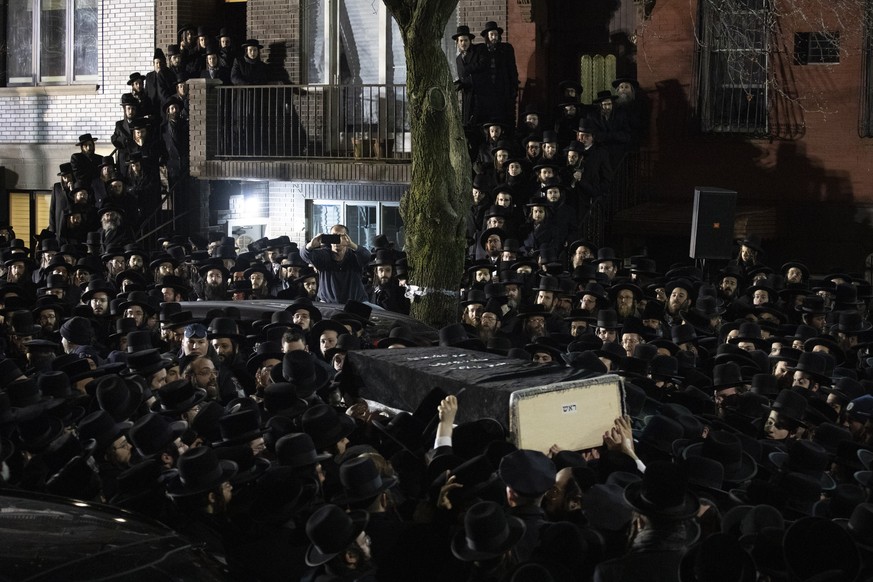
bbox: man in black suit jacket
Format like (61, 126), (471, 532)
(70, 133), (103, 185)
(200, 44), (231, 85)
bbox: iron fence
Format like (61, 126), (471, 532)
(214, 84), (411, 160)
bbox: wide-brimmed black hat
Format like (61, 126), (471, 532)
(480, 21), (504, 37)
(276, 432), (331, 468)
(769, 388), (808, 425)
(769, 440), (836, 491)
(213, 409), (265, 447)
(451, 500), (526, 562)
(128, 412), (187, 457)
(240, 38), (264, 49)
(285, 298), (323, 324)
(301, 404), (356, 451)
(305, 504), (369, 566)
(95, 374), (143, 422)
(376, 326), (419, 349)
(206, 316), (242, 341)
(787, 351), (833, 385)
(452, 25), (475, 40)
(76, 133), (98, 146)
(683, 431), (757, 485)
(595, 309), (621, 330)
(281, 350), (330, 398)
(437, 323), (484, 350)
(126, 349), (171, 378)
(625, 460), (700, 520)
(245, 340), (283, 375)
(117, 290), (156, 316)
(333, 455), (398, 506)
(151, 379), (206, 416)
(77, 410), (132, 451)
(166, 446), (238, 498)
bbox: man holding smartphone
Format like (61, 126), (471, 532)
(300, 224), (372, 303)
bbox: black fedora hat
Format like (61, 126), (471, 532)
(165, 446), (238, 498)
(787, 351), (833, 385)
(95, 374), (143, 422)
(285, 298), (323, 324)
(206, 316), (242, 340)
(376, 326), (419, 349)
(438, 322), (483, 349)
(451, 500), (526, 562)
(595, 309), (621, 330)
(452, 24), (475, 40)
(77, 410), (132, 451)
(333, 455), (398, 506)
(126, 349), (171, 377)
(276, 432), (331, 469)
(301, 404), (356, 451)
(214, 409), (265, 447)
(479, 21), (504, 37)
(305, 504), (369, 566)
(245, 340), (283, 375)
(280, 350), (330, 397)
(769, 440), (836, 491)
(711, 362), (745, 389)
(683, 430), (757, 485)
(151, 379), (206, 416)
(128, 412), (187, 457)
(625, 460), (700, 520)
(769, 388), (808, 424)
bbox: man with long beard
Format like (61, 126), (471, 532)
(198, 264), (228, 301)
(664, 278), (694, 326)
(610, 282), (642, 322)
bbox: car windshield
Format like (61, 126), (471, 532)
(0, 495), (227, 581)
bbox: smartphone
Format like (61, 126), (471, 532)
(322, 234), (341, 245)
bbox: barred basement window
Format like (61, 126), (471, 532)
(696, 0), (770, 135)
(794, 32), (840, 65)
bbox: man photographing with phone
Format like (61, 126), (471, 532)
(299, 224), (372, 303)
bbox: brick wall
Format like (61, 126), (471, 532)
(458, 0), (507, 43)
(0, 0), (155, 189)
(266, 181), (307, 245)
(247, 0), (301, 83)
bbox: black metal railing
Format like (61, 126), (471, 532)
(214, 84), (411, 160)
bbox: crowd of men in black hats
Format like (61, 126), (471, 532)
(2, 16), (873, 582)
(3, 201), (873, 581)
(456, 21), (648, 264)
(50, 24), (274, 252)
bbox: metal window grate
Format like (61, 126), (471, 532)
(794, 32), (840, 65)
(696, 0), (770, 135)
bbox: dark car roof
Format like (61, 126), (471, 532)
(0, 491), (228, 581)
(179, 300), (438, 345)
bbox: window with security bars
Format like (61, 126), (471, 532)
(696, 0), (770, 135)
(794, 32), (840, 65)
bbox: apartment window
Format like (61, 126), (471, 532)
(5, 0), (98, 86)
(696, 0), (770, 134)
(303, 0), (405, 86)
(310, 201), (404, 250)
(794, 32), (840, 65)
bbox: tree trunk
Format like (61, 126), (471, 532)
(383, 0), (469, 327)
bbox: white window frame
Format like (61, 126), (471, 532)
(5, 0), (98, 86)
